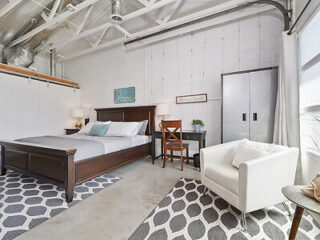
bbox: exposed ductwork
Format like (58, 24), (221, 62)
(110, 0), (123, 24)
(0, 44), (4, 63)
(7, 46), (34, 68)
(0, 0), (85, 68)
(49, 49), (56, 76)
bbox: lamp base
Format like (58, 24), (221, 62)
(75, 122), (83, 129)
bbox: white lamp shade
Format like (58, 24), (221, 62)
(72, 108), (85, 119)
(157, 104), (170, 116)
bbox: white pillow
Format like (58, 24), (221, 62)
(78, 121), (111, 134)
(105, 122), (141, 137)
(138, 120), (149, 135)
(232, 140), (269, 168)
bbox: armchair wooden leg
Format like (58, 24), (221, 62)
(170, 150), (173, 162)
(180, 149), (183, 171)
(163, 149), (167, 168)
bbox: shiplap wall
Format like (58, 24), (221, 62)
(65, 12), (283, 154)
(0, 55), (80, 140)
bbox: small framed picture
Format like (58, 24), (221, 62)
(176, 93), (208, 104)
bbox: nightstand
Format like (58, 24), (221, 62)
(65, 129), (80, 135)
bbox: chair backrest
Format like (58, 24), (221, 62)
(161, 120), (182, 147)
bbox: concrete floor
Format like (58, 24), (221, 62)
(17, 157), (200, 240)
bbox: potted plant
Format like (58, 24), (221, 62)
(192, 119), (204, 133)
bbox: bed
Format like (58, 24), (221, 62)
(0, 106), (156, 202)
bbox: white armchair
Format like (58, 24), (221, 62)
(200, 140), (299, 230)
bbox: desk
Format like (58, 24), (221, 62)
(151, 130), (206, 164)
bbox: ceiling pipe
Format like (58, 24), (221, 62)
(110, 0), (123, 24)
(125, 0), (290, 45)
(0, 44), (4, 63)
(49, 49), (56, 77)
(287, 0), (311, 35)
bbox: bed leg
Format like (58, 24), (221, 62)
(66, 186), (74, 203)
(0, 167), (6, 176)
(64, 154), (75, 203)
(1, 146), (6, 176)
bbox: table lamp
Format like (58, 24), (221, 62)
(157, 104), (170, 129)
(72, 108), (85, 129)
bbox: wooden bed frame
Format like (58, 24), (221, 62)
(0, 106), (156, 202)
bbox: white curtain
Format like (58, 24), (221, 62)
(273, 31), (301, 182)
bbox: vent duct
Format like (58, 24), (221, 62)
(0, 0), (83, 68)
(49, 49), (56, 76)
(0, 45), (4, 63)
(7, 47), (34, 68)
(110, 0), (123, 24)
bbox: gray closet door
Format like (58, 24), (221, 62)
(222, 73), (250, 143)
(249, 69), (278, 143)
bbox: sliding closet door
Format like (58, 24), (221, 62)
(249, 69), (278, 143)
(222, 73), (250, 143)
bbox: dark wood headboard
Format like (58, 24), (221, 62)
(95, 106), (156, 135)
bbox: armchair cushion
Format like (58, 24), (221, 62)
(232, 140), (269, 168)
(205, 162), (239, 195)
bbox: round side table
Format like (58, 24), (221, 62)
(282, 185), (320, 239)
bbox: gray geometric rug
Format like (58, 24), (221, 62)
(129, 178), (320, 240)
(0, 172), (120, 240)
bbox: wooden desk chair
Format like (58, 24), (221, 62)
(161, 120), (189, 171)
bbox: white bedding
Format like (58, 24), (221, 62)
(65, 133), (151, 157)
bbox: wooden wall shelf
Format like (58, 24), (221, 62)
(0, 63), (79, 89)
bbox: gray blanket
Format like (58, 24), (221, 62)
(16, 136), (105, 161)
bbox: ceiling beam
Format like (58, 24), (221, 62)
(75, 5), (93, 35)
(127, 5), (275, 47)
(49, 0), (62, 20)
(61, 38), (124, 61)
(54, 23), (111, 52)
(135, 0), (163, 24)
(42, 0), (177, 52)
(0, 0), (23, 19)
(161, 0), (183, 22)
(7, 0), (101, 48)
(61, 1), (276, 60)
(125, 0), (262, 42)
(112, 25), (132, 38)
(122, 0), (177, 22)
(94, 25), (112, 46)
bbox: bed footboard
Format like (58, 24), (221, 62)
(0, 141), (76, 202)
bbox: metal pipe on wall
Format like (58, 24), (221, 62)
(125, 0), (290, 45)
(49, 49), (56, 77)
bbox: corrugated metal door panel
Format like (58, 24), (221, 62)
(222, 73), (250, 143)
(249, 69), (278, 143)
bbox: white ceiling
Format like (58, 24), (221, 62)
(1, 0), (287, 61)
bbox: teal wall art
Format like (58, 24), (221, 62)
(114, 87), (135, 104)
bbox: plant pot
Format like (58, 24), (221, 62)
(194, 124), (201, 133)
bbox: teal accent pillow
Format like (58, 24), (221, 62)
(89, 124), (109, 137)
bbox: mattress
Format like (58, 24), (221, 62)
(16, 134), (151, 162)
(65, 133), (151, 156)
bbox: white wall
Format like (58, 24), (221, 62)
(65, 11), (283, 154)
(0, 68), (80, 140)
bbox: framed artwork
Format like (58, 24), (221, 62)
(114, 87), (135, 104)
(176, 93), (207, 104)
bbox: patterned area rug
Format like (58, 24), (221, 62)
(0, 172), (120, 240)
(130, 178), (320, 240)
